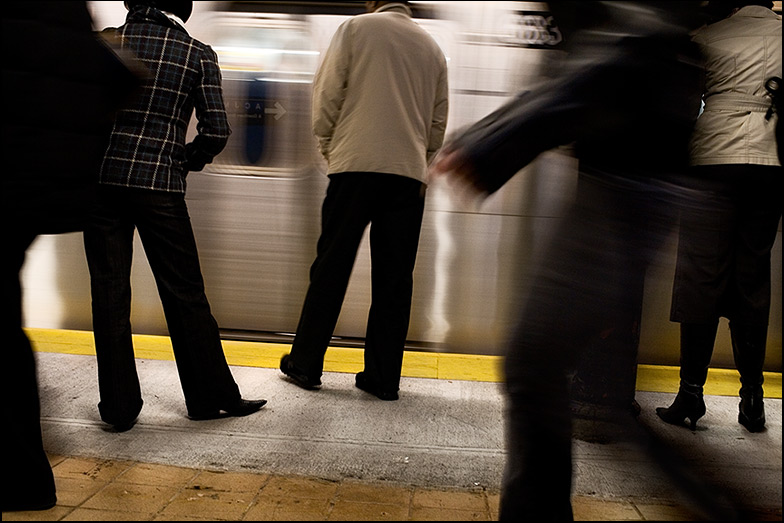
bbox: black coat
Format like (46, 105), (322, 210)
(2, 1), (141, 235)
(449, 1), (704, 194)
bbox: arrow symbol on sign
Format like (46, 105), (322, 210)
(265, 102), (287, 121)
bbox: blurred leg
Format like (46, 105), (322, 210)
(2, 233), (57, 511)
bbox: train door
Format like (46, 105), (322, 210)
(184, 11), (326, 336)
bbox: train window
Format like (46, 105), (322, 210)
(207, 14), (321, 177)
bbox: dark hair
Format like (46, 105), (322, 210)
(704, 1), (774, 23)
(125, 1), (193, 23)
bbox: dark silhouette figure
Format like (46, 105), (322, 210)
(3, 1), (141, 511)
(431, 2), (704, 519)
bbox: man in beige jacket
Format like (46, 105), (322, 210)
(280, 1), (449, 400)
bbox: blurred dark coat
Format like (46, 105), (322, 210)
(450, 1), (703, 193)
(442, 2), (706, 520)
(2, 1), (141, 235)
(2, 1), (141, 512)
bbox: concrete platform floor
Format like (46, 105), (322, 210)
(2, 330), (781, 521)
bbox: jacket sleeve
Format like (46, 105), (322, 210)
(427, 62), (449, 164)
(449, 72), (584, 195)
(185, 45), (231, 172)
(312, 20), (352, 160)
(448, 14), (702, 195)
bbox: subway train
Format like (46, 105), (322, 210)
(21, 1), (782, 371)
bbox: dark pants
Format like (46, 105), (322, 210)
(290, 172), (426, 393)
(499, 173), (678, 520)
(670, 164), (782, 393)
(83, 185), (240, 423)
(2, 233), (57, 511)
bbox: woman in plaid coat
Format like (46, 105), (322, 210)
(83, 0), (265, 431)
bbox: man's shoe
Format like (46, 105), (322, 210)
(2, 494), (57, 512)
(188, 398), (267, 421)
(280, 354), (322, 390)
(355, 372), (398, 401)
(110, 418), (138, 433)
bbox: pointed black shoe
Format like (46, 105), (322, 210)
(355, 372), (398, 401)
(656, 387), (706, 431)
(188, 398), (267, 421)
(280, 354), (322, 390)
(738, 387), (766, 433)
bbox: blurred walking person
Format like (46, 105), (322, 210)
(431, 2), (703, 519)
(2, 1), (141, 511)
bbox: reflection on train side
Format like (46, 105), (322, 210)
(209, 15), (320, 175)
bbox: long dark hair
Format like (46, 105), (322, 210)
(703, 1), (774, 24)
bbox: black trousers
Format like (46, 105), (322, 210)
(2, 233), (57, 511)
(669, 164), (781, 394)
(83, 185), (240, 423)
(290, 172), (426, 393)
(671, 165), (782, 326)
(499, 173), (679, 520)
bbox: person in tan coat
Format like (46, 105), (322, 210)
(657, 0), (782, 433)
(279, 1), (449, 400)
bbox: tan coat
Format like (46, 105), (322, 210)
(312, 3), (449, 183)
(689, 5), (782, 167)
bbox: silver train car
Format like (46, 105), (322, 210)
(21, 1), (782, 371)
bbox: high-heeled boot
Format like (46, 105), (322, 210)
(730, 322), (767, 433)
(656, 322), (716, 430)
(656, 382), (706, 430)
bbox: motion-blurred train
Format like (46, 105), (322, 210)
(21, 1), (782, 371)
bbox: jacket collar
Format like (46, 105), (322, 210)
(126, 5), (189, 34)
(733, 5), (780, 20)
(375, 3), (413, 17)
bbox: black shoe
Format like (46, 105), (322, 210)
(656, 387), (706, 431)
(109, 418), (138, 433)
(2, 494), (57, 512)
(355, 372), (398, 401)
(738, 388), (766, 433)
(188, 398), (267, 421)
(280, 354), (322, 390)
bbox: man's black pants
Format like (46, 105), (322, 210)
(290, 172), (426, 393)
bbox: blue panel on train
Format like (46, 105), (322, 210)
(245, 79), (267, 164)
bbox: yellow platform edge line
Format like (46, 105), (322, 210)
(25, 328), (782, 399)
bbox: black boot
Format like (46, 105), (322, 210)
(730, 322), (767, 433)
(656, 322), (716, 430)
(656, 382), (706, 430)
(739, 386), (765, 432)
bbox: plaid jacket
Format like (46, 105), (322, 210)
(99, 6), (230, 192)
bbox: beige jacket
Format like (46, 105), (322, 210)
(690, 6), (782, 167)
(312, 3), (449, 183)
